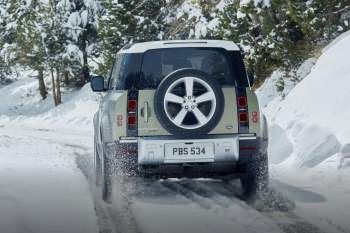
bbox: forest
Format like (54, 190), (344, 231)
(1, 0), (349, 105)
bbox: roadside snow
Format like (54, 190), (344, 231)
(0, 76), (99, 132)
(256, 58), (316, 108)
(0, 77), (100, 233)
(0, 127), (99, 233)
(257, 31), (350, 232)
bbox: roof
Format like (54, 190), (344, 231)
(118, 40), (240, 54)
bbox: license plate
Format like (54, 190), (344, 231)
(164, 142), (214, 163)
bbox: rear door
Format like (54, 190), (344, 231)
(137, 47), (241, 136)
(138, 89), (170, 136)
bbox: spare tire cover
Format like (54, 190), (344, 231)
(154, 68), (224, 136)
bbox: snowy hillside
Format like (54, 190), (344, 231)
(257, 31), (350, 232)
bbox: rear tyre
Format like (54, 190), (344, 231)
(94, 142), (102, 187)
(241, 151), (269, 199)
(101, 155), (113, 202)
(94, 141), (114, 202)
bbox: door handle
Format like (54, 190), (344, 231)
(144, 101), (149, 123)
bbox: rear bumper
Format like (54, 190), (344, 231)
(111, 134), (258, 178)
(138, 136), (239, 165)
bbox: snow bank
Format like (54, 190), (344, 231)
(258, 31), (350, 232)
(262, 32), (350, 165)
(256, 58), (316, 108)
(0, 75), (99, 132)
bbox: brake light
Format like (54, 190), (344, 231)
(126, 93), (138, 136)
(237, 96), (247, 108)
(128, 115), (137, 125)
(236, 89), (249, 133)
(128, 100), (137, 111)
(239, 112), (248, 123)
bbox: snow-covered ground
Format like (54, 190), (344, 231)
(257, 31), (350, 232)
(0, 126), (99, 233)
(0, 79), (289, 233)
(1, 32), (350, 233)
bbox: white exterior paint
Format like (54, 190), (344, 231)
(117, 40), (240, 54)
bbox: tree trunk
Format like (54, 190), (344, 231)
(82, 49), (89, 85)
(64, 70), (69, 86)
(80, 35), (89, 86)
(38, 68), (47, 100)
(51, 68), (58, 106)
(56, 68), (62, 105)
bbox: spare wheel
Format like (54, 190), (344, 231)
(154, 68), (224, 136)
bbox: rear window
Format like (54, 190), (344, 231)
(112, 53), (142, 90)
(139, 48), (238, 89)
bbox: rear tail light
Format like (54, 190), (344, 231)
(239, 112), (248, 123)
(127, 96), (137, 136)
(127, 115), (137, 125)
(236, 89), (249, 133)
(237, 96), (247, 108)
(128, 100), (137, 111)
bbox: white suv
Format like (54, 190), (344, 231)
(91, 40), (269, 201)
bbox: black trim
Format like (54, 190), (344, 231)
(228, 51), (249, 87)
(127, 90), (138, 137)
(236, 87), (249, 133)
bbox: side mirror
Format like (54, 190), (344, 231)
(247, 72), (254, 86)
(90, 76), (105, 92)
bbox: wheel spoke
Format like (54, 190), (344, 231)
(184, 77), (194, 97)
(192, 107), (208, 125)
(172, 108), (187, 125)
(195, 91), (215, 103)
(165, 93), (183, 104)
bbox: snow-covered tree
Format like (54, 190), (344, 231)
(65, 0), (101, 85)
(1, 0), (49, 99)
(214, 0), (350, 84)
(98, 0), (165, 74)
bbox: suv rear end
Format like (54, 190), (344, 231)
(91, 40), (268, 201)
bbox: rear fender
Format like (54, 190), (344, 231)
(100, 91), (128, 143)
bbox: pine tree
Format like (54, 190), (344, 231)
(0, 0), (12, 84)
(214, 0), (350, 85)
(42, 0), (70, 105)
(99, 0), (165, 75)
(306, 0), (350, 42)
(2, 0), (48, 99)
(65, 0), (101, 85)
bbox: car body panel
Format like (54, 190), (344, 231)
(98, 91), (128, 144)
(137, 87), (238, 136)
(209, 87), (238, 134)
(138, 90), (171, 136)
